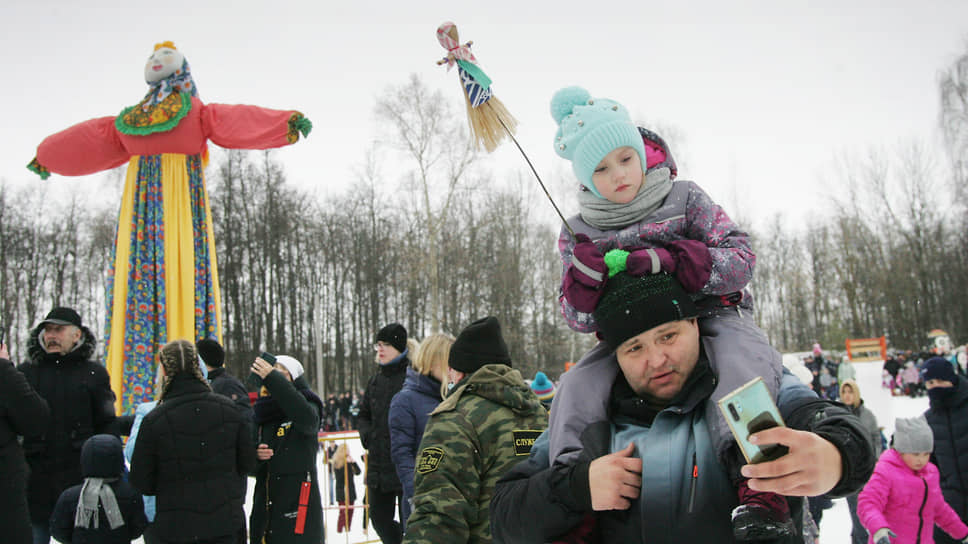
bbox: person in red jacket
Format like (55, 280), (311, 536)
(858, 416), (968, 544)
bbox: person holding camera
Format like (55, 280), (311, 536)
(249, 354), (324, 544)
(490, 270), (877, 543)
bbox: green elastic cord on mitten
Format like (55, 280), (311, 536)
(603, 249), (630, 278)
(27, 157), (50, 180)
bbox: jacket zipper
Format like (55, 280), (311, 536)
(916, 476), (928, 544)
(688, 451), (698, 513)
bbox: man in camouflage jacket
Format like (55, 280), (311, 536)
(403, 317), (549, 544)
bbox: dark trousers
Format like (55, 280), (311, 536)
(846, 492), (868, 544)
(31, 522), (50, 544)
(808, 495), (833, 526)
(155, 531), (241, 544)
(368, 486), (402, 544)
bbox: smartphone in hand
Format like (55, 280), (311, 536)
(248, 351), (277, 388)
(717, 377), (789, 464)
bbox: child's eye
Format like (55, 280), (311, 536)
(594, 166), (607, 173)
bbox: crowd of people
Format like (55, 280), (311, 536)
(2, 83), (967, 544)
(0, 306), (328, 544)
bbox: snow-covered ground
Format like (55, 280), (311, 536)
(121, 359), (921, 544)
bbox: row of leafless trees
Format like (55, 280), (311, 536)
(3, 50), (967, 396)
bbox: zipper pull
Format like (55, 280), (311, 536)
(688, 451), (698, 513)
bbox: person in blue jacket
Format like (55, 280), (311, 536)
(388, 332), (454, 527)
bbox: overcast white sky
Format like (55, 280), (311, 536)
(4, 0), (968, 229)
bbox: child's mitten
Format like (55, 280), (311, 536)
(625, 239), (711, 293)
(563, 233), (607, 312)
(873, 528), (896, 544)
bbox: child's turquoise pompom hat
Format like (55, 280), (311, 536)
(550, 86), (646, 199)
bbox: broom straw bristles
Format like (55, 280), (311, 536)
(463, 91), (517, 153)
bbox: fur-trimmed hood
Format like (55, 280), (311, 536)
(26, 322), (97, 364)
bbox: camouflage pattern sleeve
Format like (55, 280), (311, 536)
(403, 410), (481, 544)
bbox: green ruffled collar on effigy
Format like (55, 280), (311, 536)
(115, 91), (192, 136)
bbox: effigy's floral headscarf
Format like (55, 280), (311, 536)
(117, 41), (199, 136)
(142, 41), (198, 110)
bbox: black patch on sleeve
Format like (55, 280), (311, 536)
(512, 430), (543, 456)
(417, 446), (445, 474)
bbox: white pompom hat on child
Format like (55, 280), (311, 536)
(275, 355), (304, 380)
(550, 86), (647, 199)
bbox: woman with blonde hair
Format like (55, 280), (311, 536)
(840, 378), (883, 544)
(129, 340), (255, 544)
(388, 332), (455, 527)
(330, 442), (361, 533)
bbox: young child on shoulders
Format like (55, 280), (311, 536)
(50, 434), (147, 544)
(858, 416), (968, 544)
(548, 86), (788, 539)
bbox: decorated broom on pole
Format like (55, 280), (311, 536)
(436, 21), (575, 237)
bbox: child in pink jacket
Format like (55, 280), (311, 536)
(858, 416), (968, 544)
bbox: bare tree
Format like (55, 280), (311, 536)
(374, 74), (478, 331)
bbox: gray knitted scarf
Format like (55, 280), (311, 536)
(75, 477), (125, 530)
(578, 167), (674, 230)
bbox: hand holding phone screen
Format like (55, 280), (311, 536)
(718, 377), (789, 464)
(248, 352), (277, 388)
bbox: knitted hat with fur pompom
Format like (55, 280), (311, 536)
(551, 86), (646, 199)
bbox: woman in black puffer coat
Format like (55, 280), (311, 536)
(249, 354), (324, 544)
(0, 344), (50, 544)
(129, 340), (256, 544)
(924, 358), (968, 544)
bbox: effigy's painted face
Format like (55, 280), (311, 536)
(144, 47), (185, 84)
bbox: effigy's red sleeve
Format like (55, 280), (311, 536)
(201, 103), (302, 150)
(35, 116), (130, 176)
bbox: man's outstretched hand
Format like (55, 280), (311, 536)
(741, 426), (842, 496)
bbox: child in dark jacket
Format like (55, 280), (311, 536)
(50, 434), (146, 544)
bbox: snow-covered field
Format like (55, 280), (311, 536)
(121, 358), (921, 544)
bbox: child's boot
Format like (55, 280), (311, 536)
(731, 480), (796, 541)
